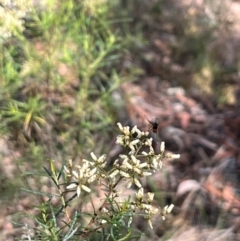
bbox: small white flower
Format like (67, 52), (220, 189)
(66, 183), (77, 189)
(100, 219), (107, 224)
(133, 167), (141, 174)
(136, 188), (144, 199)
(142, 203), (152, 210)
(147, 192), (154, 202)
(162, 204), (174, 220)
(117, 122), (123, 131)
(131, 155), (138, 165)
(148, 219), (153, 229)
(145, 138), (153, 146)
(163, 204), (174, 214)
(68, 159), (73, 167)
(160, 142), (165, 153)
(139, 162), (148, 168)
(90, 152), (97, 161)
(151, 157), (158, 169)
(120, 154), (128, 159)
(116, 135), (124, 145)
(88, 167), (97, 177)
(130, 139), (140, 146)
(64, 166), (71, 175)
(168, 154), (180, 159)
(97, 154), (106, 164)
(149, 146), (155, 155)
(122, 160), (133, 170)
(134, 178), (142, 188)
(72, 170), (79, 179)
(102, 207), (109, 213)
(123, 126), (130, 135)
(128, 144), (136, 153)
(76, 186), (81, 197)
(126, 179), (133, 188)
(81, 185), (91, 193)
(131, 125), (137, 134)
(119, 171), (130, 178)
(135, 128), (143, 138)
(128, 150), (135, 155)
(142, 172), (152, 176)
(109, 169), (119, 178)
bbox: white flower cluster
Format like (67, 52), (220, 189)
(116, 123), (149, 154)
(0, 0), (32, 40)
(64, 123), (179, 228)
(112, 123), (178, 188)
(65, 152), (107, 197)
(135, 188), (159, 229)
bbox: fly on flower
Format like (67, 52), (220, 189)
(145, 117), (160, 134)
(145, 117), (162, 142)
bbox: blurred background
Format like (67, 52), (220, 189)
(1, 0), (240, 240)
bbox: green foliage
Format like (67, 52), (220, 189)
(2, 97), (46, 140)
(0, 0), (139, 161)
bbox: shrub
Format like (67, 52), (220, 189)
(18, 123), (178, 240)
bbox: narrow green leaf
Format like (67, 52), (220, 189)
(21, 188), (59, 197)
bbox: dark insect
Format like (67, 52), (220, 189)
(145, 117), (160, 133)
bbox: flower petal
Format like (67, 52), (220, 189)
(77, 186), (81, 197)
(66, 183), (77, 189)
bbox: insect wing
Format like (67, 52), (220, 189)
(145, 117), (160, 134)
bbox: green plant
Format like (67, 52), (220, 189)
(17, 123), (178, 240)
(2, 96), (46, 141)
(0, 0), (140, 161)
